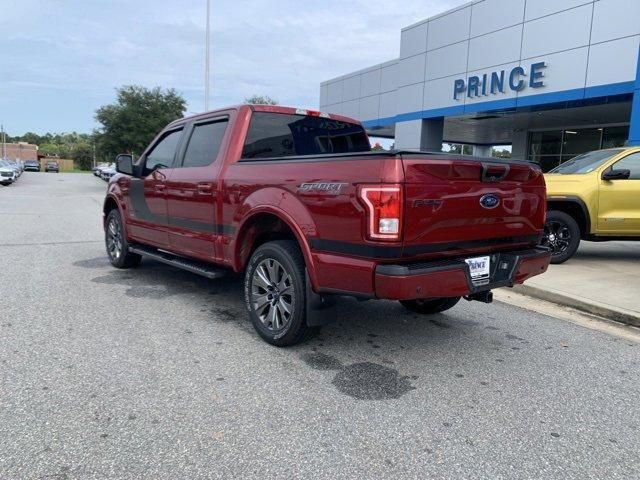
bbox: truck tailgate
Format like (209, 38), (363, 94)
(401, 154), (546, 258)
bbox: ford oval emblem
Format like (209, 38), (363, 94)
(480, 194), (500, 209)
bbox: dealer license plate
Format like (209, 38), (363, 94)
(465, 256), (490, 280)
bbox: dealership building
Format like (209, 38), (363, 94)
(319, 0), (640, 170)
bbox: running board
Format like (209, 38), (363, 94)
(129, 245), (227, 279)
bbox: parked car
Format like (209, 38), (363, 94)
(0, 159), (21, 178)
(24, 160), (40, 172)
(0, 162), (17, 185)
(45, 161), (60, 173)
(543, 147), (640, 263)
(102, 105), (550, 346)
(2, 160), (22, 177)
(100, 166), (116, 181)
(93, 163), (111, 176)
(8, 160), (23, 175)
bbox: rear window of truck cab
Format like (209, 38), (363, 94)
(241, 112), (370, 159)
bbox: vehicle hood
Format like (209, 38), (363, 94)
(543, 173), (593, 196)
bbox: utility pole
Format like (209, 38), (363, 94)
(1, 124), (6, 159)
(204, 0), (211, 112)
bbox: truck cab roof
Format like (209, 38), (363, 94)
(168, 104), (361, 129)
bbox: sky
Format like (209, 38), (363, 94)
(0, 0), (466, 136)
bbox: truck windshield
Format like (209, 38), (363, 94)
(242, 112), (371, 159)
(549, 149), (623, 174)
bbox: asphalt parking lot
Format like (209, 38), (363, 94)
(1, 173), (639, 479)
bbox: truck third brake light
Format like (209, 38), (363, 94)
(295, 108), (331, 118)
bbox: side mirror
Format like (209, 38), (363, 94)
(602, 168), (631, 181)
(115, 154), (134, 176)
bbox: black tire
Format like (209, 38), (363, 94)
(400, 297), (461, 314)
(542, 210), (581, 264)
(244, 240), (317, 346)
(105, 209), (142, 269)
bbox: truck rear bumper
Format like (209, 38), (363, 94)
(374, 247), (551, 301)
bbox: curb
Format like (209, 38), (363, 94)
(512, 284), (640, 328)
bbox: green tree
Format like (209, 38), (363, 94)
(95, 85), (186, 159)
(38, 143), (62, 157)
(492, 147), (511, 159)
(19, 132), (42, 145)
(244, 94), (278, 105)
(71, 143), (94, 170)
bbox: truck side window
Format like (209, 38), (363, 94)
(144, 129), (183, 174)
(181, 120), (228, 168)
(613, 153), (640, 179)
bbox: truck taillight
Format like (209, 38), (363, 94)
(359, 185), (403, 241)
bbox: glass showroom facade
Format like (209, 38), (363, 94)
(320, 1), (640, 171)
(529, 126), (629, 171)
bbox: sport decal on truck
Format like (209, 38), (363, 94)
(298, 182), (347, 194)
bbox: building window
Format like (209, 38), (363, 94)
(602, 126), (629, 149)
(528, 131), (562, 172)
(442, 143), (474, 155)
(528, 126), (629, 172)
(561, 128), (601, 164)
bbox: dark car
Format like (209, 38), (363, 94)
(24, 160), (40, 172)
(45, 161), (60, 173)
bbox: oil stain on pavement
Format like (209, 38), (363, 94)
(83, 257), (210, 299)
(301, 352), (416, 400)
(78, 256), (245, 300)
(72, 256), (112, 269)
(89, 269), (193, 299)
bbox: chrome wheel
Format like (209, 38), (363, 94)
(251, 258), (294, 331)
(106, 217), (123, 260)
(542, 220), (571, 255)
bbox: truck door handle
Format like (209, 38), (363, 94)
(197, 183), (213, 195)
(155, 184), (166, 191)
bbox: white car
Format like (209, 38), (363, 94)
(0, 159), (21, 178)
(100, 166), (117, 181)
(93, 162), (111, 176)
(6, 160), (22, 177)
(0, 165), (16, 185)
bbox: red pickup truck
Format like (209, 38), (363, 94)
(103, 105), (550, 346)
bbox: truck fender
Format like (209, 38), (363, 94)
(546, 196), (591, 235)
(232, 188), (320, 290)
(103, 183), (133, 240)
(102, 192), (122, 227)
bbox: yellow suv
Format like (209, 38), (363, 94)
(544, 147), (640, 263)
